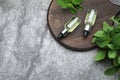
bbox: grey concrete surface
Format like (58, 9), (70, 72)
(0, 0), (119, 80)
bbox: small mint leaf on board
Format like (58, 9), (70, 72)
(95, 50), (106, 61)
(108, 50), (117, 59)
(104, 66), (119, 76)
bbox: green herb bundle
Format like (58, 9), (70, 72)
(56, 0), (83, 14)
(92, 19), (120, 78)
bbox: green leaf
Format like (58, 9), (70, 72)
(103, 22), (113, 32)
(112, 33), (120, 48)
(67, 4), (77, 14)
(104, 66), (119, 76)
(110, 16), (115, 22)
(94, 50), (106, 61)
(107, 44), (114, 50)
(111, 16), (120, 25)
(69, 9), (77, 14)
(96, 37), (110, 48)
(109, 30), (116, 37)
(75, 5), (83, 11)
(118, 56), (120, 64)
(93, 31), (105, 37)
(108, 50), (117, 59)
(118, 68), (120, 75)
(56, 0), (83, 14)
(113, 26), (120, 33)
(57, 0), (68, 8)
(72, 0), (83, 5)
(92, 37), (97, 43)
(93, 30), (110, 48)
(113, 58), (120, 66)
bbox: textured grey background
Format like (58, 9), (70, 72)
(0, 0), (119, 80)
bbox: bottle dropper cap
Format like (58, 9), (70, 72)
(57, 33), (64, 39)
(83, 30), (89, 38)
(57, 29), (68, 40)
(84, 24), (90, 38)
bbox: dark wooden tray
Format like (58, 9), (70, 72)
(47, 0), (120, 51)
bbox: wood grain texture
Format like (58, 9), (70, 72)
(47, 0), (120, 51)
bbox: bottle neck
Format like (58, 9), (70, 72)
(61, 28), (68, 36)
(84, 24), (91, 31)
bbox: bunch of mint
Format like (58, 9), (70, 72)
(56, 0), (83, 14)
(92, 21), (120, 79)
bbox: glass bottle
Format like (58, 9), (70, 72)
(84, 9), (97, 37)
(57, 16), (81, 39)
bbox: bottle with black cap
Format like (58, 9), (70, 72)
(57, 16), (81, 39)
(84, 9), (97, 37)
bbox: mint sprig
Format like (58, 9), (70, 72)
(56, 0), (83, 14)
(92, 17), (120, 79)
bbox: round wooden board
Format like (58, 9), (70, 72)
(47, 0), (120, 51)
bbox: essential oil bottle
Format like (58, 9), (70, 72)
(84, 9), (97, 37)
(57, 16), (81, 39)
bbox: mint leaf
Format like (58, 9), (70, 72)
(96, 37), (110, 48)
(56, 0), (83, 14)
(95, 50), (106, 61)
(110, 16), (115, 22)
(93, 30), (110, 48)
(108, 50), (117, 59)
(92, 37), (97, 43)
(103, 22), (113, 32)
(75, 5), (83, 11)
(56, 0), (68, 8)
(104, 66), (119, 76)
(111, 16), (120, 26)
(118, 56), (120, 64)
(112, 33), (120, 48)
(93, 31), (105, 37)
(113, 26), (120, 33)
(67, 4), (77, 14)
(118, 68), (120, 75)
(107, 44), (114, 50)
(72, 0), (83, 5)
(113, 58), (120, 66)
(69, 8), (77, 14)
